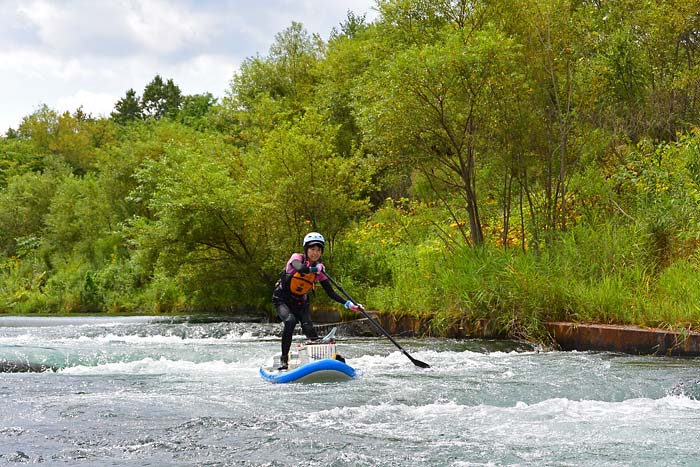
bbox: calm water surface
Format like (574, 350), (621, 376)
(1, 316), (699, 466)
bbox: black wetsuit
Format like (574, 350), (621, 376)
(272, 255), (346, 361)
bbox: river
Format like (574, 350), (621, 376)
(1, 316), (699, 466)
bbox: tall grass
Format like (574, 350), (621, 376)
(650, 258), (700, 328)
(348, 220), (700, 340)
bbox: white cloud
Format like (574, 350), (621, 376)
(0, 49), (61, 81)
(16, 0), (137, 56)
(0, 0), (379, 134)
(123, 0), (216, 55)
(56, 90), (120, 119)
(16, 1), (66, 43)
(168, 54), (240, 96)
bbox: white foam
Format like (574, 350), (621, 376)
(0, 331), (270, 347)
(59, 356), (245, 376)
(347, 347), (529, 375)
(308, 394), (700, 432)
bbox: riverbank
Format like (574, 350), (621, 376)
(545, 322), (700, 357)
(3, 309), (699, 357)
(312, 309), (700, 357)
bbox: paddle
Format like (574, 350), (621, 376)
(324, 272), (430, 369)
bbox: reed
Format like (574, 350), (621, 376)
(352, 220), (700, 340)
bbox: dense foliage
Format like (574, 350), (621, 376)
(2, 0), (700, 339)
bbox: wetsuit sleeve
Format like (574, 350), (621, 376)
(319, 279), (347, 305)
(290, 259), (310, 274)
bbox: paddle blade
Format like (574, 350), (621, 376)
(412, 358), (430, 369)
(405, 351), (430, 368)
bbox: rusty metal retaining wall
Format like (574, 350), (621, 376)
(546, 322), (700, 357)
(313, 308), (700, 357)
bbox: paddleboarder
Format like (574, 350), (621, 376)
(272, 232), (363, 370)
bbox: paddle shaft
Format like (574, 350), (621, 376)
(324, 272), (430, 368)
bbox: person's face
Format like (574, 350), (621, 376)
(307, 245), (323, 262)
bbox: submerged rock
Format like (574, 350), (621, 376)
(0, 359), (56, 373)
(669, 379), (700, 399)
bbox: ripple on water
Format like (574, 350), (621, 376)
(2, 318), (700, 466)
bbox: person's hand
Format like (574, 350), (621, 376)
(344, 300), (364, 312)
(309, 264), (324, 274)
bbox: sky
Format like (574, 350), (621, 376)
(0, 0), (378, 134)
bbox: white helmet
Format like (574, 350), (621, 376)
(303, 232), (325, 250)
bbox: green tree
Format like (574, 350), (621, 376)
(43, 173), (124, 264)
(125, 130), (270, 307)
(111, 88), (143, 124)
(141, 75), (182, 120)
(17, 105), (115, 174)
(0, 162), (69, 256)
(178, 93), (217, 128)
(496, 0), (583, 241)
(357, 24), (521, 246)
(330, 10), (368, 40)
(227, 21), (324, 142)
(0, 136), (46, 186)
(316, 12), (376, 158)
(249, 109), (373, 259)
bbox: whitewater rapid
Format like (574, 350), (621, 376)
(1, 316), (698, 466)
